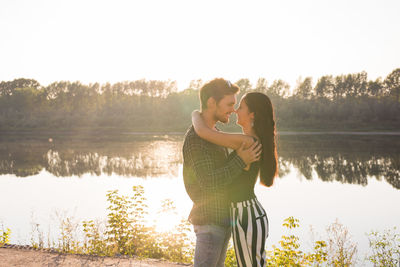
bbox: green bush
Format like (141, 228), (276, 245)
(367, 227), (400, 267)
(326, 219), (358, 266)
(265, 216), (328, 266)
(0, 224), (11, 246)
(80, 186), (194, 263)
(82, 219), (108, 256)
(17, 187), (399, 266)
(225, 244), (238, 267)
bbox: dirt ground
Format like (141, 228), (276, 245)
(0, 246), (192, 267)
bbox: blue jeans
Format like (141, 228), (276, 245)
(193, 224), (231, 267)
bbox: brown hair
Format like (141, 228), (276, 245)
(243, 92), (278, 187)
(199, 78), (239, 110)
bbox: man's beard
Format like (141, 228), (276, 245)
(214, 112), (229, 124)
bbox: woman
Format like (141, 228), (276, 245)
(192, 91), (278, 267)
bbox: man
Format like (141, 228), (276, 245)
(182, 78), (261, 267)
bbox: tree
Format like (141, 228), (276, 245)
(384, 68), (400, 102)
(0, 78), (40, 96)
(314, 75), (334, 99)
(333, 75), (346, 100)
(187, 79), (203, 91)
(347, 71), (368, 97)
(44, 81), (70, 99)
(254, 78), (268, 94)
(294, 77), (313, 99)
(268, 79), (290, 98)
(235, 78), (252, 94)
(9, 87), (41, 114)
(367, 78), (384, 97)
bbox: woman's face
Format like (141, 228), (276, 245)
(235, 97), (254, 128)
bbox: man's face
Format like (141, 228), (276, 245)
(214, 94), (237, 123)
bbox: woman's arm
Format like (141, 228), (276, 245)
(192, 110), (254, 150)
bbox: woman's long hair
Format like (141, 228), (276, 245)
(243, 92), (278, 187)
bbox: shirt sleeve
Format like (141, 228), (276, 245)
(184, 139), (246, 190)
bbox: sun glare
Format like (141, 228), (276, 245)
(153, 212), (181, 232)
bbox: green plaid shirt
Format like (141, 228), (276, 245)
(182, 126), (246, 227)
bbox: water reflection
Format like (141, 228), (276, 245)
(0, 134), (399, 189)
(45, 141), (181, 178)
(281, 154), (399, 188)
(277, 134), (400, 189)
(0, 135), (182, 178)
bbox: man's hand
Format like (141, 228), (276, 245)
(236, 141), (262, 166)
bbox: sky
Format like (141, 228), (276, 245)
(1, 0), (399, 91)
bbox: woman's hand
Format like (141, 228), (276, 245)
(236, 141), (262, 166)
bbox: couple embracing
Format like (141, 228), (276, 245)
(182, 78), (278, 267)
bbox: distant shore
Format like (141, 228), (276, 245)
(1, 128), (400, 137)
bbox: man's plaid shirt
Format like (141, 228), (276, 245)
(182, 126), (246, 227)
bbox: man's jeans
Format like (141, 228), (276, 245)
(193, 224), (231, 267)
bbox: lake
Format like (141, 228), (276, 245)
(0, 131), (399, 265)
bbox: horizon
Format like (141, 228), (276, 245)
(1, 67), (397, 94)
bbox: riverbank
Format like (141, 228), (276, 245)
(1, 127), (400, 137)
(0, 245), (191, 267)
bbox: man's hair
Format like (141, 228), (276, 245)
(199, 78), (240, 110)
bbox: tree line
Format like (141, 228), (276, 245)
(0, 68), (399, 131)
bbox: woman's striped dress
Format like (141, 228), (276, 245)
(228, 158), (269, 267)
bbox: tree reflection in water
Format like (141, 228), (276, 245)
(0, 134), (399, 189)
(277, 134), (400, 189)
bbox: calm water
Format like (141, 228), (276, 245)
(0, 132), (399, 265)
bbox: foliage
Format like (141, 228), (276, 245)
(384, 68), (400, 102)
(30, 222), (44, 249)
(326, 219), (358, 266)
(1, 69), (400, 132)
(367, 227), (400, 267)
(265, 216), (328, 266)
(56, 214), (82, 253)
(0, 223), (11, 246)
(82, 219), (108, 256)
(7, 185), (397, 266)
(80, 186), (193, 263)
(157, 218), (194, 263)
(104, 187), (147, 255)
(225, 244), (238, 267)
(155, 199), (194, 262)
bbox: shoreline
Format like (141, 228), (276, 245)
(1, 129), (400, 136)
